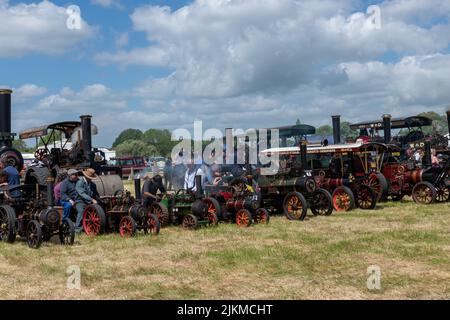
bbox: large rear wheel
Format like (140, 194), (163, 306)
(363, 172), (388, 201)
(283, 192), (308, 221)
(82, 204), (107, 236)
(0, 205), (16, 243)
(149, 202), (170, 227)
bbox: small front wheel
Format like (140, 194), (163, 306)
(119, 216), (137, 238)
(27, 220), (43, 249)
(236, 209), (252, 227)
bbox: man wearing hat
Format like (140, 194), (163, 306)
(60, 169), (82, 225)
(75, 168), (100, 233)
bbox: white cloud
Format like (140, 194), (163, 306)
(0, 0), (96, 58)
(14, 84), (47, 102)
(95, 0), (450, 99)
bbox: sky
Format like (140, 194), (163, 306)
(1, 0), (450, 147)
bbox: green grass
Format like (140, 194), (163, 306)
(0, 198), (449, 300)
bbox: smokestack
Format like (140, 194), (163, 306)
(300, 141), (308, 170)
(446, 110), (450, 138)
(332, 115), (341, 144)
(383, 114), (392, 144)
(195, 175), (203, 198)
(80, 115), (92, 164)
(0, 89), (13, 148)
(423, 140), (432, 167)
(46, 176), (55, 207)
(134, 178), (142, 201)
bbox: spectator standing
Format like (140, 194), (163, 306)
(163, 158), (173, 190)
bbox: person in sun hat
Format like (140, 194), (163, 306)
(74, 168), (100, 233)
(60, 168), (81, 224)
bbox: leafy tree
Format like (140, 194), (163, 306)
(12, 139), (33, 152)
(341, 121), (358, 140)
(418, 112), (447, 135)
(112, 129), (144, 148)
(316, 125), (332, 136)
(142, 129), (176, 157)
(115, 140), (158, 157)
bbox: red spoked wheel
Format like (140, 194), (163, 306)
(236, 209), (252, 227)
(283, 192), (308, 221)
(332, 186), (355, 212)
(412, 182), (436, 205)
(182, 214), (198, 230)
(119, 216), (137, 238)
(146, 213), (161, 235)
(203, 197), (221, 225)
(356, 185), (377, 210)
(82, 204), (107, 236)
(363, 172), (388, 202)
(254, 208), (270, 224)
(149, 202), (170, 227)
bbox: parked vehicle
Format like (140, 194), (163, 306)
(112, 156), (146, 178)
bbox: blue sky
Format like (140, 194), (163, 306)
(1, 0), (450, 147)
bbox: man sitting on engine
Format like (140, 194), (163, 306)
(60, 169), (82, 226)
(0, 158), (21, 198)
(142, 174), (165, 208)
(75, 168), (99, 233)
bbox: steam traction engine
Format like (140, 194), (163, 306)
(204, 176), (270, 228)
(0, 170), (75, 249)
(351, 113), (450, 203)
(81, 179), (160, 237)
(259, 142), (334, 220)
(150, 176), (220, 230)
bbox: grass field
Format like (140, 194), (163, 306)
(0, 192), (449, 299)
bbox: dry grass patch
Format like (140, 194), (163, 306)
(0, 199), (449, 299)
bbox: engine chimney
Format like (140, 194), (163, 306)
(332, 115), (341, 144)
(0, 89), (13, 148)
(134, 178), (142, 201)
(80, 115), (92, 165)
(195, 175), (203, 198)
(46, 176), (55, 207)
(300, 141), (308, 170)
(423, 140), (432, 168)
(446, 110), (450, 138)
(383, 114), (392, 144)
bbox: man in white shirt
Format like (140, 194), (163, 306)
(184, 161), (204, 192)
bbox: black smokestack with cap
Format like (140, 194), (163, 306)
(423, 140), (432, 167)
(195, 175), (203, 198)
(300, 141), (307, 170)
(332, 115), (341, 144)
(80, 115), (92, 164)
(134, 178), (142, 201)
(446, 110), (450, 138)
(383, 114), (392, 144)
(0, 89), (13, 148)
(46, 176), (55, 207)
